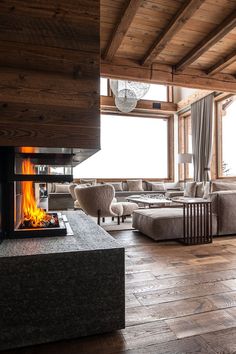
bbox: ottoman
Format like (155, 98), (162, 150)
(121, 202), (139, 216)
(132, 208), (217, 241)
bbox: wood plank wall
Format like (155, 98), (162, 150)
(0, 0), (100, 149)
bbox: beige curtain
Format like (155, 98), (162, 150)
(191, 94), (214, 182)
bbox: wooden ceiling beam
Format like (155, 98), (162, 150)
(175, 10), (236, 72)
(142, 0), (205, 67)
(177, 90), (214, 111)
(101, 58), (236, 93)
(103, 0), (144, 61)
(101, 96), (177, 114)
(207, 49), (236, 75)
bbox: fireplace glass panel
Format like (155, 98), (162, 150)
(15, 157), (73, 176)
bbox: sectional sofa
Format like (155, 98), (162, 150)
(47, 180), (183, 209)
(132, 181), (236, 241)
(107, 180), (183, 202)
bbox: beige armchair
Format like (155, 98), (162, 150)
(74, 184), (124, 225)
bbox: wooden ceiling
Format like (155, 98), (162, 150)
(101, 0), (236, 92)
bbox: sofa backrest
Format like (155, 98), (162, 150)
(212, 181), (236, 192)
(210, 190), (236, 235)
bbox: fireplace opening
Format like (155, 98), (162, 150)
(14, 159), (67, 237)
(0, 147), (80, 239)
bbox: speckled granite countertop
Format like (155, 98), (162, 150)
(0, 210), (122, 258)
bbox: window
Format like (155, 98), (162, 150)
(217, 95), (236, 177)
(74, 114), (170, 179)
(178, 112), (193, 180)
(100, 78), (108, 96)
(100, 78), (169, 102)
(142, 83), (168, 101)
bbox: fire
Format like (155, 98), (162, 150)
(21, 159), (48, 228)
(21, 147), (35, 153)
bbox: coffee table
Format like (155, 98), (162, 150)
(126, 195), (172, 208)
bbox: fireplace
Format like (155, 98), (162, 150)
(0, 146), (85, 240)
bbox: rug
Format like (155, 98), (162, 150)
(91, 216), (134, 231)
(103, 220), (134, 232)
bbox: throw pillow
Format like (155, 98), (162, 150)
(196, 182), (204, 198)
(80, 178), (96, 185)
(54, 184), (70, 193)
(109, 182), (123, 191)
(127, 179), (143, 192)
(184, 182), (197, 197)
(151, 183), (165, 191)
(203, 181), (211, 199)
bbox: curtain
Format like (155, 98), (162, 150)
(191, 94), (214, 182)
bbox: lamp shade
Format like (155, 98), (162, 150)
(178, 153), (193, 164)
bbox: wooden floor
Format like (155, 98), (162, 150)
(3, 230), (236, 354)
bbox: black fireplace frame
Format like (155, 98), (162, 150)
(0, 147), (74, 240)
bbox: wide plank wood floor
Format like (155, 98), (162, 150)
(3, 230), (236, 354)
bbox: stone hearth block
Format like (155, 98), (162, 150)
(0, 211), (125, 350)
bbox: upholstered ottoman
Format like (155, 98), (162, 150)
(121, 202), (139, 217)
(132, 208), (217, 241)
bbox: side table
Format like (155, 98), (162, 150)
(172, 198), (213, 245)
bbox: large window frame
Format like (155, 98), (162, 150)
(97, 78), (174, 182)
(100, 77), (173, 102)
(178, 111), (193, 181)
(178, 94), (236, 181)
(215, 94), (236, 179)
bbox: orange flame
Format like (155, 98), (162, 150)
(22, 159), (47, 228)
(21, 147), (35, 153)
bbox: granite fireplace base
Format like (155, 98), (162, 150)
(0, 211), (125, 350)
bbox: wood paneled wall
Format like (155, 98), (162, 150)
(0, 0), (100, 148)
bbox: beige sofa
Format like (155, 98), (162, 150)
(47, 180), (184, 210)
(133, 181), (236, 241)
(111, 181), (183, 202)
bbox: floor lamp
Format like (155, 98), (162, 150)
(178, 153), (193, 186)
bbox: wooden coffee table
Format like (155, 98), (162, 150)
(126, 195), (172, 208)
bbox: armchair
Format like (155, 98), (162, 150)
(74, 184), (124, 225)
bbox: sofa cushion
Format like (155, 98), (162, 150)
(109, 182), (123, 191)
(152, 183), (165, 191)
(54, 184), (70, 193)
(127, 179), (143, 192)
(196, 182), (204, 198)
(203, 181), (211, 199)
(80, 178), (97, 185)
(147, 182), (165, 191)
(122, 182), (128, 191)
(212, 181), (236, 192)
(184, 182), (197, 197)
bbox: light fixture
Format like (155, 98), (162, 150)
(115, 89), (137, 113)
(110, 79), (150, 113)
(178, 153), (193, 185)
